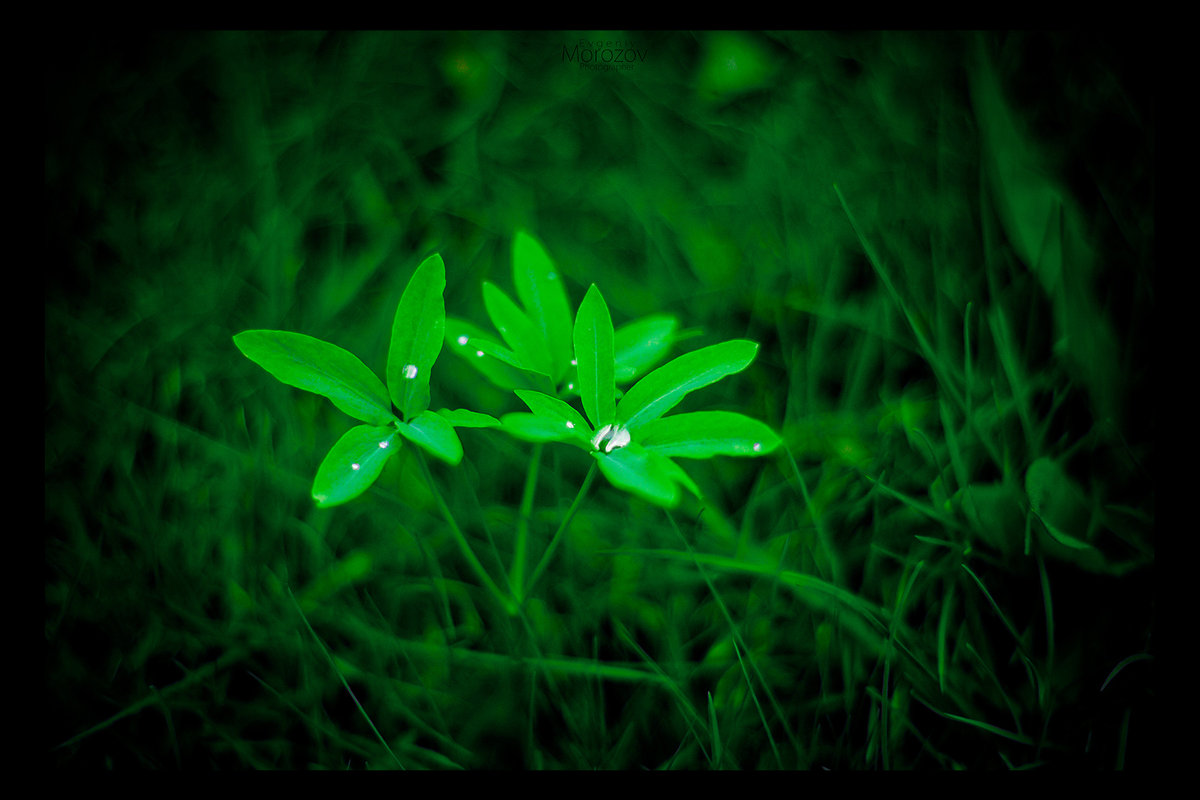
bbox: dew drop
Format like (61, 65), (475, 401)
(379, 440), (389, 449)
(566, 421), (575, 429)
(752, 442), (762, 452)
(591, 423), (630, 453)
(605, 426), (631, 453)
(403, 364), (418, 379)
(570, 359), (578, 366)
(475, 350), (485, 358)
(567, 382), (575, 390)
(457, 334), (470, 345)
(351, 463), (361, 470)
(590, 423), (614, 451)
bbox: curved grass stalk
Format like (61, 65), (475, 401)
(412, 446), (515, 614)
(522, 461), (598, 603)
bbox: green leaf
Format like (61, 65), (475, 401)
(595, 446), (680, 508)
(483, 282), (551, 377)
(574, 284), (616, 430)
(617, 340), (759, 432)
(388, 253), (446, 421)
(513, 231), (574, 383)
(398, 411), (463, 465)
(500, 413), (591, 449)
(514, 389), (592, 446)
(1025, 457), (1093, 550)
(435, 408), (500, 428)
(312, 425), (399, 508)
(444, 316), (543, 391)
(233, 330), (396, 426)
(649, 450), (702, 499)
(638, 411), (781, 459)
(614, 314), (677, 384)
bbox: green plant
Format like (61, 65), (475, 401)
(233, 253), (497, 508)
(502, 282), (780, 508)
(234, 232), (782, 610)
(236, 232), (781, 517)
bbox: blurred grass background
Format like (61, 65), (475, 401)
(46, 31), (1153, 769)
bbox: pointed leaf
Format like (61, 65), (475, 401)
(500, 413), (592, 450)
(233, 330), (395, 426)
(574, 284), (616, 430)
(444, 316), (544, 391)
(651, 451), (703, 499)
(388, 253), (446, 421)
(483, 282), (551, 377)
(638, 411), (782, 459)
(614, 314), (678, 384)
(513, 231), (574, 383)
(618, 340), (758, 432)
(312, 425), (399, 508)
(435, 408), (501, 428)
(1025, 457), (1093, 550)
(398, 411), (463, 465)
(514, 389), (592, 440)
(595, 446), (680, 508)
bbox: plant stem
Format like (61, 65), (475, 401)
(412, 446), (515, 614)
(522, 460), (598, 603)
(510, 443), (543, 602)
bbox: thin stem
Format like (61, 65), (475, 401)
(412, 446), (514, 614)
(522, 461), (598, 603)
(511, 443), (543, 601)
(784, 445), (845, 587)
(288, 587), (405, 769)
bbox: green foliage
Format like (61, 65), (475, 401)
(312, 425), (399, 507)
(512, 230), (574, 383)
(232, 330), (397, 427)
(482, 281), (552, 377)
(637, 411), (782, 459)
(234, 252), (462, 506)
(574, 284), (617, 431)
(387, 253), (447, 421)
(509, 280), (779, 509)
(617, 340), (759, 431)
(613, 315), (678, 383)
(447, 232), (682, 401)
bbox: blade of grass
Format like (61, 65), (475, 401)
(613, 618), (712, 767)
(510, 443), (543, 601)
(666, 509), (797, 768)
(412, 447), (514, 614)
(914, 694), (1036, 747)
(287, 587), (405, 770)
(523, 461), (598, 602)
(54, 647), (248, 752)
(834, 184), (965, 412)
(783, 445), (845, 587)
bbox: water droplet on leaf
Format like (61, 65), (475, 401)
(403, 364), (418, 379)
(590, 422), (630, 453)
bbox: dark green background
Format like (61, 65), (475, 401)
(46, 32), (1153, 769)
